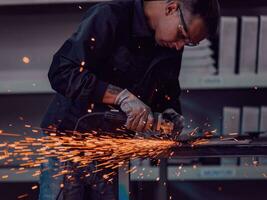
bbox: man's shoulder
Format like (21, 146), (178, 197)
(103, 0), (134, 10)
(84, 0), (134, 20)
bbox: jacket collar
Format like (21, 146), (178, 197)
(132, 0), (154, 38)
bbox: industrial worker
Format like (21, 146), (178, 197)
(39, 0), (220, 199)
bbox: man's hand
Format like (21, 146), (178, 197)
(162, 108), (185, 136)
(114, 89), (154, 132)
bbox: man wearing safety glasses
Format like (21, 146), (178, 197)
(40, 0), (220, 199)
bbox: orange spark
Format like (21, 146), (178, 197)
(22, 56), (30, 64)
(17, 194), (29, 199)
(31, 185), (38, 190)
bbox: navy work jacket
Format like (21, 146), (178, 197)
(41, 0), (183, 132)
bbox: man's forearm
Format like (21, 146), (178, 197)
(102, 84), (123, 105)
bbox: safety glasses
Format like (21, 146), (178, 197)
(178, 6), (199, 47)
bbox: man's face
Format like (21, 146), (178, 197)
(154, 4), (207, 50)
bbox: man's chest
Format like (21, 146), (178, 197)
(104, 37), (157, 88)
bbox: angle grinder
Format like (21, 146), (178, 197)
(68, 109), (181, 139)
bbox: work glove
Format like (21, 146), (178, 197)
(162, 108), (185, 137)
(114, 89), (154, 132)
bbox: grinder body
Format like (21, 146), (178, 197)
(69, 110), (176, 138)
(103, 110), (175, 134)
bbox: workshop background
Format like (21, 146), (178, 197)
(1, 0), (267, 199)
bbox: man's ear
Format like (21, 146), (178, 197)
(165, 0), (179, 16)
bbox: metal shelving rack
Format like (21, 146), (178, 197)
(2, 71), (267, 94)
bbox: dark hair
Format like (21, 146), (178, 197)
(144, 0), (220, 38)
(181, 0), (220, 38)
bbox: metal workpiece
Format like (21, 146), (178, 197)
(167, 135), (267, 158)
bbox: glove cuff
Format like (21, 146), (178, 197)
(114, 89), (133, 105)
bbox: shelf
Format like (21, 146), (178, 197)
(0, 70), (53, 94)
(0, 0), (109, 6)
(1, 165), (267, 182)
(0, 168), (38, 182)
(1, 70), (267, 94)
(130, 165), (267, 181)
(179, 74), (267, 90)
(167, 165), (267, 181)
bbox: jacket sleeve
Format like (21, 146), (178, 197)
(48, 4), (117, 106)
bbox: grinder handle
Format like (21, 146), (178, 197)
(104, 110), (127, 125)
(104, 110), (169, 132)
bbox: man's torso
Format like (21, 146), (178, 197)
(41, 0), (183, 132)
